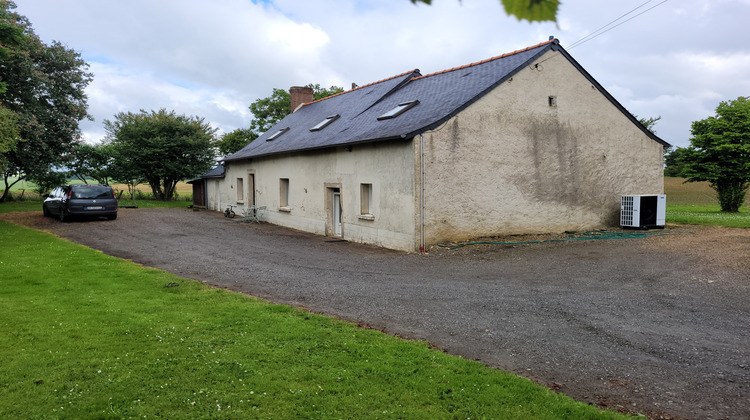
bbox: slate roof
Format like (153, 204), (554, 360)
(225, 39), (667, 162)
(189, 164), (225, 183)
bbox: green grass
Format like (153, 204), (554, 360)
(0, 200), (191, 214)
(666, 204), (750, 228)
(0, 221), (628, 419)
(0, 201), (42, 213)
(117, 199), (192, 209)
(664, 177), (749, 228)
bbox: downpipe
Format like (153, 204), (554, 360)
(420, 133), (425, 254)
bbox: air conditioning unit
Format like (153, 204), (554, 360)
(620, 195), (666, 229)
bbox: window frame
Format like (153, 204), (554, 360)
(377, 100), (419, 120)
(236, 177), (244, 202)
(266, 127), (290, 141)
(310, 114), (340, 132)
(358, 183), (374, 221)
(279, 178), (290, 211)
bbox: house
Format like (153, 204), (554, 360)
(188, 164), (225, 209)
(207, 39), (668, 251)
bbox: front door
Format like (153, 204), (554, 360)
(333, 190), (342, 236)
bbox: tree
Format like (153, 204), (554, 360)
(217, 128), (257, 156)
(249, 84), (344, 135)
(105, 109), (217, 201)
(637, 115), (661, 134)
(67, 142), (114, 185)
(107, 145), (143, 201)
(664, 147), (688, 178)
(411, 0), (559, 23)
(31, 169), (67, 196)
(0, 106), (19, 171)
(682, 97), (750, 212)
(0, 1), (93, 202)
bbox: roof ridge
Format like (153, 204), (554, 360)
(300, 69), (421, 108)
(413, 38), (558, 81)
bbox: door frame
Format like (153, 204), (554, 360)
(324, 183), (343, 237)
(246, 170), (256, 208)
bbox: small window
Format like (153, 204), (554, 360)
(266, 127), (289, 141)
(310, 114), (340, 131)
(360, 183), (372, 215)
(377, 100), (419, 120)
(548, 96), (557, 107)
(236, 178), (244, 201)
(280, 178), (289, 208)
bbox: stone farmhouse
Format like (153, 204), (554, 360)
(195, 39), (668, 251)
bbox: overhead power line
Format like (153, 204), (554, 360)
(567, 0), (669, 50)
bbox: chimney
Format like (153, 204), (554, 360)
(289, 86), (314, 113)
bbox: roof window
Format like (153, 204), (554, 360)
(310, 114), (340, 132)
(377, 100), (419, 120)
(266, 127), (289, 141)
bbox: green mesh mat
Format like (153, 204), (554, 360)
(449, 230), (686, 250)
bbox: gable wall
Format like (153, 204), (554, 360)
(205, 178), (227, 212)
(420, 49), (664, 245)
(221, 140), (417, 251)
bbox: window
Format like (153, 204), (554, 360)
(236, 178), (244, 201)
(266, 127), (289, 141)
(359, 183), (374, 221)
(360, 183), (372, 215)
(377, 100), (419, 120)
(279, 178), (289, 208)
(310, 114), (340, 131)
(548, 96), (557, 107)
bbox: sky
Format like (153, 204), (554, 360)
(14, 0), (750, 149)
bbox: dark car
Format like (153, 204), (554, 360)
(43, 184), (118, 222)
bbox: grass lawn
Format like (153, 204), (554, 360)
(664, 177), (750, 228)
(0, 221), (627, 419)
(0, 200), (191, 214)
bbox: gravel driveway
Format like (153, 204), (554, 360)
(5, 208), (749, 419)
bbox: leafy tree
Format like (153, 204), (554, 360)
(249, 84), (344, 135)
(217, 128), (257, 156)
(105, 109), (217, 201)
(682, 97), (750, 212)
(637, 115), (661, 134)
(0, 1), (92, 202)
(0, 106), (19, 169)
(411, 0), (559, 23)
(107, 145), (143, 201)
(31, 169), (67, 196)
(67, 142), (114, 185)
(663, 147), (688, 178)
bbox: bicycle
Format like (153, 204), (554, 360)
(224, 204), (236, 218)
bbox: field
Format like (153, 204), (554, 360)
(664, 177), (750, 227)
(2, 178), (193, 203)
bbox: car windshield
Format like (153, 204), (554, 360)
(73, 187), (112, 199)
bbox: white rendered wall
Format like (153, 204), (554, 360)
(221, 140), (417, 251)
(419, 49), (665, 246)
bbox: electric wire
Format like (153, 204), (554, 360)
(531, 0), (668, 67)
(567, 0), (669, 50)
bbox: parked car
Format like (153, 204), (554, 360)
(43, 184), (118, 222)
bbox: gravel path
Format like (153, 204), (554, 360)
(4, 208), (749, 419)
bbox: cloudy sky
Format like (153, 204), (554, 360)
(15, 0), (750, 148)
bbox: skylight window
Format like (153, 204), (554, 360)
(310, 114), (340, 132)
(266, 127), (289, 141)
(377, 100), (419, 120)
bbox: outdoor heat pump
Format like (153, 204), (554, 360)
(620, 195), (666, 229)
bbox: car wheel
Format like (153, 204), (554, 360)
(43, 205), (49, 217)
(59, 209), (69, 222)
(107, 214), (117, 220)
